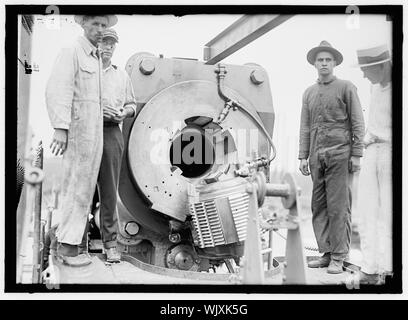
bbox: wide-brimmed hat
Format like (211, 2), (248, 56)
(353, 44), (391, 68)
(74, 15), (118, 28)
(102, 28), (119, 42)
(307, 40), (343, 66)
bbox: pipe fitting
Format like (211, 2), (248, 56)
(215, 64), (277, 163)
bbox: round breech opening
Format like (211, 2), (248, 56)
(169, 125), (215, 178)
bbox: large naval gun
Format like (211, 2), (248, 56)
(115, 52), (277, 272)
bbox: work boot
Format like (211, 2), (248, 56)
(77, 247), (92, 260)
(105, 247), (121, 263)
(57, 253), (92, 267)
(327, 259), (344, 274)
(307, 253), (331, 268)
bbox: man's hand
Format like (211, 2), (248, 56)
(299, 159), (310, 176)
(50, 129), (68, 156)
(112, 107), (134, 123)
(349, 156), (361, 173)
(103, 105), (120, 121)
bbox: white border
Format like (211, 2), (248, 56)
(1, 0), (406, 300)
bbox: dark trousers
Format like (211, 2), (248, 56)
(309, 151), (352, 261)
(97, 123), (124, 249)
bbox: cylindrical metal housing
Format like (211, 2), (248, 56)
(266, 183), (290, 197)
(119, 54), (275, 252)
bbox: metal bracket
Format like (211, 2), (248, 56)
(241, 183), (265, 284)
(240, 172), (307, 284)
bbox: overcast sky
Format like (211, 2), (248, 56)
(27, 13), (391, 172)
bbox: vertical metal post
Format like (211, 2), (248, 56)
(17, 180), (35, 283)
(242, 183), (264, 284)
(46, 186), (59, 232)
(32, 141), (43, 283)
(283, 189), (307, 284)
(47, 204), (53, 232)
(16, 14), (34, 283)
(39, 219), (46, 279)
(267, 230), (273, 270)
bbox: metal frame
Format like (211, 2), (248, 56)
(204, 14), (294, 65)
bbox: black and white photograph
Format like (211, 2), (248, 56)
(4, 1), (404, 299)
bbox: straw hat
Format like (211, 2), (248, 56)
(354, 44), (391, 67)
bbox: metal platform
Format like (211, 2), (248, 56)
(47, 253), (357, 286)
(49, 254), (229, 285)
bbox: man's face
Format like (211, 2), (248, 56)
(81, 16), (109, 46)
(314, 51), (336, 76)
(360, 64), (382, 84)
(101, 38), (117, 60)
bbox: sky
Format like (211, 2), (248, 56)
(27, 13), (391, 172)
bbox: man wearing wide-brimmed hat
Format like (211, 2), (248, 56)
(298, 41), (365, 274)
(45, 15), (117, 267)
(354, 44), (392, 284)
(92, 28), (137, 263)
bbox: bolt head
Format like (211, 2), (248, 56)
(250, 69), (265, 85)
(139, 58), (155, 75)
(125, 221), (140, 236)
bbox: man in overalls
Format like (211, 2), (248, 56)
(298, 41), (365, 274)
(46, 15), (117, 267)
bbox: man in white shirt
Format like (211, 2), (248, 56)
(96, 28), (137, 262)
(355, 44), (392, 284)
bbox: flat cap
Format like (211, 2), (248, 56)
(102, 28), (119, 42)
